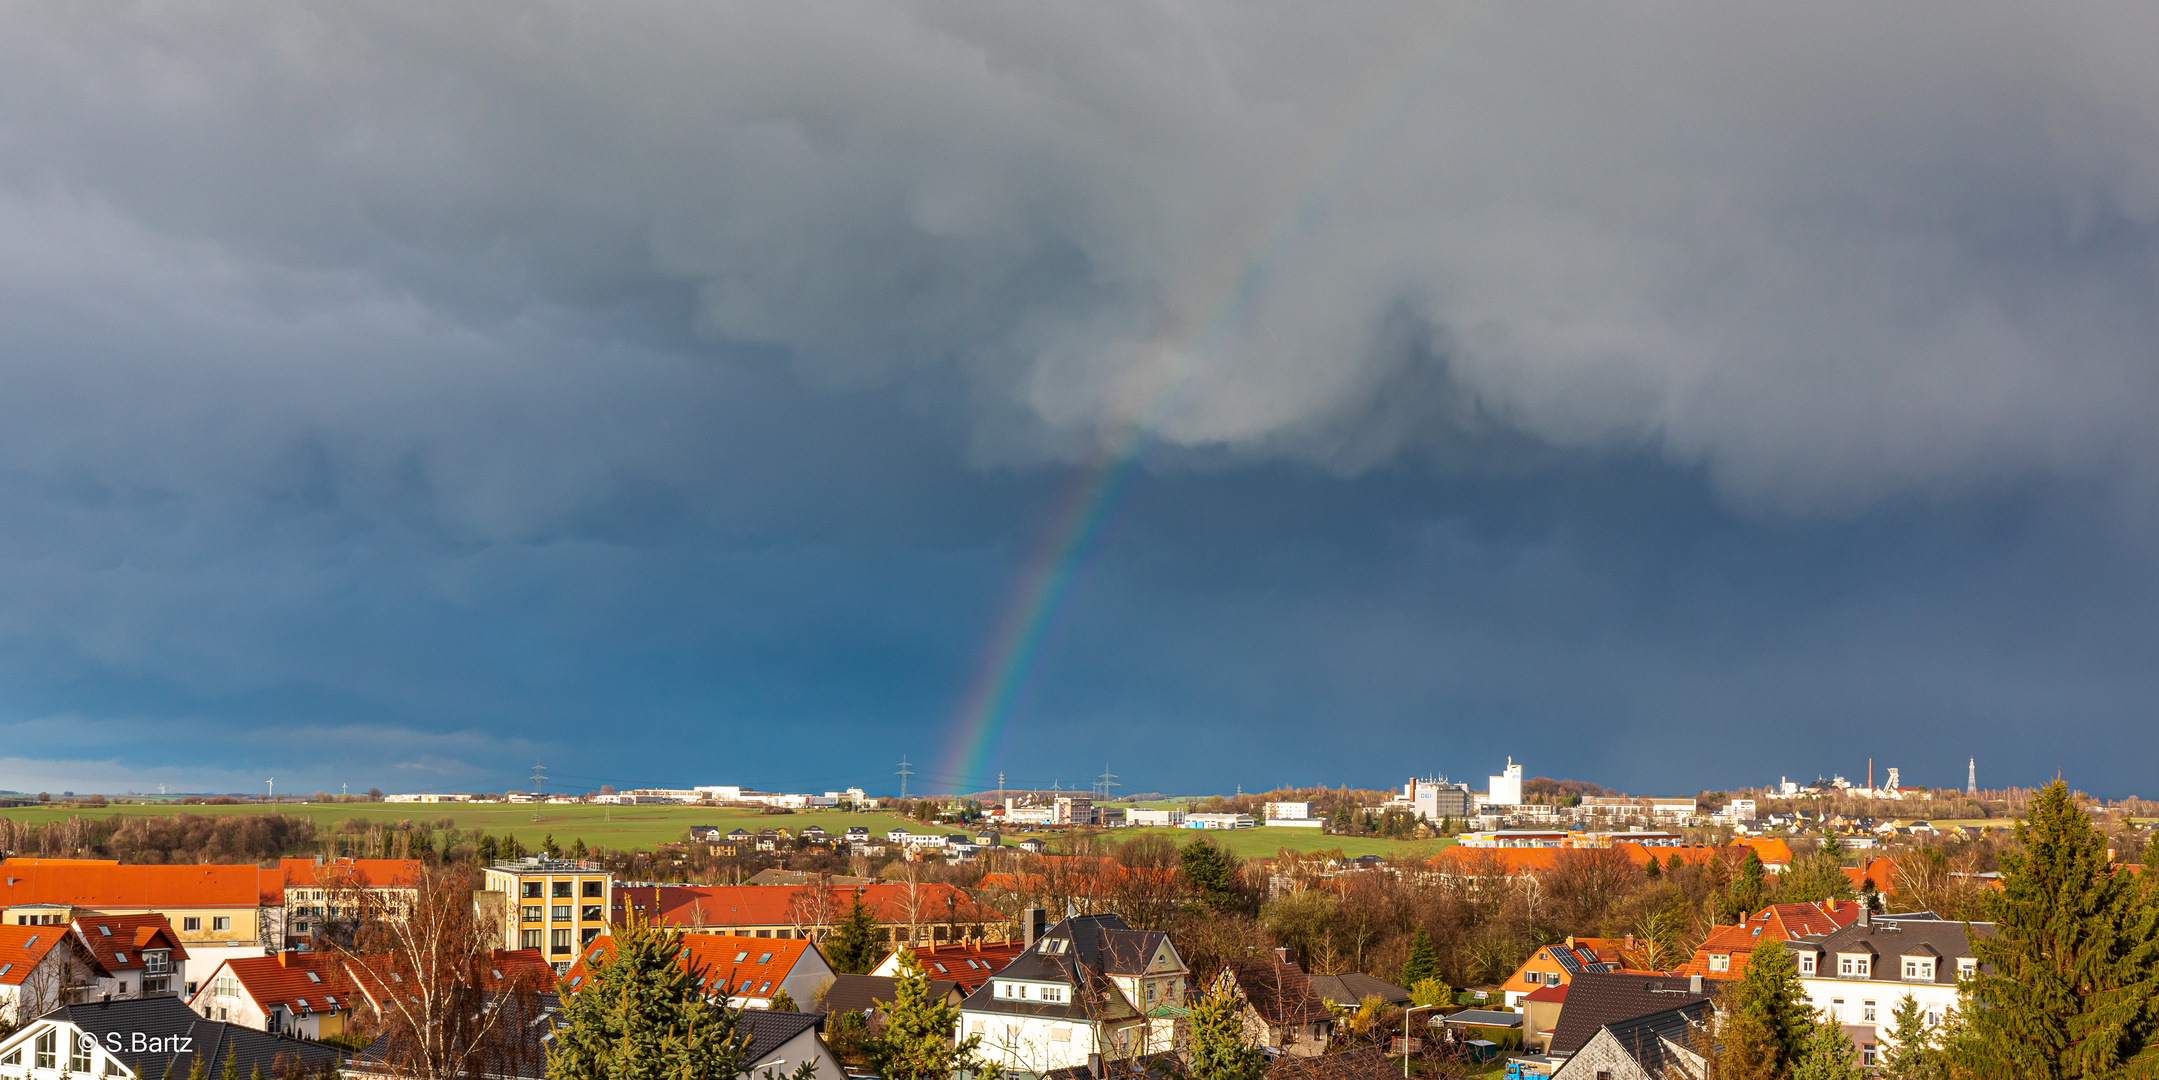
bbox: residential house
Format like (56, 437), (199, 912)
(187, 950), (356, 1038)
(340, 948), (556, 1030)
(71, 914), (188, 999)
(958, 912), (1190, 1079)
(1784, 914), (1991, 1068)
(0, 926), (99, 1028)
(1543, 972), (1713, 1073)
(1546, 1003), (1707, 1080)
(344, 991), (561, 1080)
(1679, 901), (1865, 980)
(278, 858), (421, 950)
(1215, 951), (1331, 1058)
(0, 996), (346, 1080)
(1521, 983), (1566, 1051)
(817, 972), (962, 1020)
(1304, 973), (1409, 1010)
(1500, 938), (1624, 1007)
(480, 858), (614, 971)
(614, 882), (1003, 947)
(689, 826), (725, 843)
(564, 933), (835, 1010)
(870, 939), (1029, 993)
(0, 859), (282, 991)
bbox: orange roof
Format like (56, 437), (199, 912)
(344, 948), (555, 1011)
(0, 925), (69, 986)
(0, 862), (273, 910)
(1428, 847), (1564, 875)
(280, 858), (422, 890)
(893, 940), (1028, 991)
(1613, 844), (1733, 868)
(1679, 901), (1864, 979)
(1733, 838), (1795, 867)
(1523, 984), (1567, 1004)
(73, 913), (189, 975)
(564, 933), (817, 1001)
(1844, 857), (1898, 896)
(197, 952), (356, 1016)
(653, 883), (1001, 928)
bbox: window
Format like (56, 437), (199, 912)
(213, 917), (231, 931)
(581, 928), (602, 946)
(36, 1028), (56, 1070)
(184, 917), (202, 931)
(1861, 1045), (1877, 1068)
(553, 881), (573, 898)
(552, 930), (572, 952)
(1709, 954), (1729, 973)
(1862, 1000), (1876, 1022)
(756, 929), (771, 938)
(583, 881), (603, 898)
(552, 905), (571, 922)
(734, 951), (750, 963)
(1839, 955), (1869, 977)
(523, 882), (543, 899)
(97, 925), (111, 937)
(1958, 958), (1977, 978)
(523, 906), (544, 922)
(1596, 1072), (1612, 1080)
(1799, 954), (1816, 975)
(522, 930), (544, 950)
(1904, 958), (1934, 981)
(582, 905), (603, 922)
(1830, 999), (1845, 1022)
(2, 1046), (18, 1066)
(758, 981), (772, 994)
(145, 950), (170, 975)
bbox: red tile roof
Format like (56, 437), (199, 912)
(563, 933), (818, 1001)
(343, 948), (556, 1012)
(1523, 984), (1568, 1004)
(199, 952), (356, 1016)
(892, 940), (1029, 991)
(0, 860), (276, 910)
(1845, 857), (1899, 896)
(73, 913), (189, 975)
(1427, 848), (1564, 875)
(0, 925), (69, 986)
(1679, 901), (1865, 979)
(279, 859), (422, 890)
(644, 883), (1001, 928)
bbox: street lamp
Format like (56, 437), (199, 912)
(1401, 1003), (1442, 1078)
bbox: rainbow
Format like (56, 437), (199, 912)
(936, 7), (1500, 793)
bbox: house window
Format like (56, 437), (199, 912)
(523, 906), (544, 922)
(552, 906), (571, 922)
(1799, 954), (1815, 975)
(1958, 958), (1977, 979)
(1862, 1001), (1876, 1022)
(144, 950), (171, 974)
(552, 930), (572, 952)
(583, 881), (603, 898)
(522, 930), (543, 950)
(1709, 955), (1729, 973)
(1839, 956), (1869, 977)
(582, 905), (602, 922)
(1861, 1045), (1876, 1068)
(1830, 999), (1844, 1022)
(35, 1028), (56, 1070)
(1544, 972), (1562, 986)
(553, 882), (573, 898)
(581, 928), (602, 946)
(183, 917), (202, 931)
(1904, 959), (1933, 981)
(523, 882), (543, 899)
(213, 917), (231, 931)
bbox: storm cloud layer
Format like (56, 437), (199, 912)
(0, 3), (2155, 795)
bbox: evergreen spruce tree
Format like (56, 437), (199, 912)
(1726, 935), (1812, 1072)
(1707, 1009), (1780, 1080)
(249, 1063), (265, 1080)
(1957, 780), (2159, 1080)
(1181, 837), (1241, 912)
(1400, 927), (1438, 989)
(1789, 1018), (1865, 1080)
(864, 953), (982, 1080)
(546, 916), (749, 1080)
(186, 1056), (209, 1080)
(1876, 995), (1944, 1080)
(1188, 982), (1265, 1080)
(220, 1052), (239, 1080)
(1644, 853), (1663, 879)
(826, 896), (886, 974)
(767, 988), (798, 1013)
(1730, 850), (1766, 918)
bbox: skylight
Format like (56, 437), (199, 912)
(307, 972), (322, 983)
(97, 926), (112, 937)
(758, 953), (773, 964)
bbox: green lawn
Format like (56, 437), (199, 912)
(0, 801), (927, 852)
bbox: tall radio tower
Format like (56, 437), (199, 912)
(1967, 758), (1977, 796)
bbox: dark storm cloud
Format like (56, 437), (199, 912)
(0, 3), (2155, 793)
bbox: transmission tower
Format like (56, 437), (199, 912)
(531, 763), (547, 822)
(1096, 763), (1119, 801)
(896, 756), (913, 801)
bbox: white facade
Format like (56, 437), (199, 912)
(1126, 809), (1184, 827)
(1004, 806), (1055, 826)
(1262, 818), (1325, 828)
(1487, 758), (1524, 807)
(1183, 813), (1255, 829)
(1263, 802), (1312, 820)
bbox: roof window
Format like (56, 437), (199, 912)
(307, 972), (322, 983)
(98, 926), (112, 937)
(758, 953), (773, 964)
(734, 952), (749, 963)
(115, 952), (128, 965)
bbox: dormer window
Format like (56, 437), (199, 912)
(1838, 954), (1870, 978)
(1708, 955), (1730, 973)
(1902, 957), (1935, 981)
(1798, 953), (1816, 975)
(1958, 958), (1976, 979)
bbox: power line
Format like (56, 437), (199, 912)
(531, 763), (547, 823)
(1096, 763), (1119, 801)
(896, 756), (913, 801)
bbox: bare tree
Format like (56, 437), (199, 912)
(786, 875), (845, 942)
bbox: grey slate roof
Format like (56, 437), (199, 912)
(739, 1009), (826, 1064)
(818, 973), (962, 1015)
(1783, 917), (1992, 986)
(958, 913), (1162, 1023)
(1305, 973), (1409, 1007)
(40, 996), (347, 1080)
(1546, 973), (1713, 1056)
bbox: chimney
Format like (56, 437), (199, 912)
(1274, 947), (1291, 965)
(278, 950), (297, 967)
(1689, 974), (1702, 994)
(1024, 907), (1046, 947)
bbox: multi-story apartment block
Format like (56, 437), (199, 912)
(480, 858), (613, 973)
(278, 858), (421, 950)
(1782, 914), (1989, 1068)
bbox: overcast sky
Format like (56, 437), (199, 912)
(2, 3), (2156, 798)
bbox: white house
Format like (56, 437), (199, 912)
(958, 913), (1189, 1079)
(187, 950), (357, 1038)
(1126, 809), (1184, 828)
(0, 926), (97, 1029)
(1783, 914), (1989, 1069)
(0, 996), (346, 1080)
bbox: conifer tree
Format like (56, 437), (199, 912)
(1706, 1009), (1779, 1080)
(864, 953), (981, 1080)
(1181, 837), (1241, 912)
(1644, 853), (1663, 879)
(1730, 850), (1766, 920)
(1726, 935), (1812, 1072)
(768, 988), (798, 1013)
(1876, 996), (1945, 1080)
(1789, 1018), (1865, 1080)
(186, 1057), (209, 1080)
(546, 916), (748, 1080)
(1188, 982), (1264, 1080)
(220, 1052), (239, 1080)
(1957, 780), (2159, 1080)
(826, 895), (886, 974)
(1399, 927), (1438, 989)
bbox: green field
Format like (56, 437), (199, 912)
(0, 801), (925, 852)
